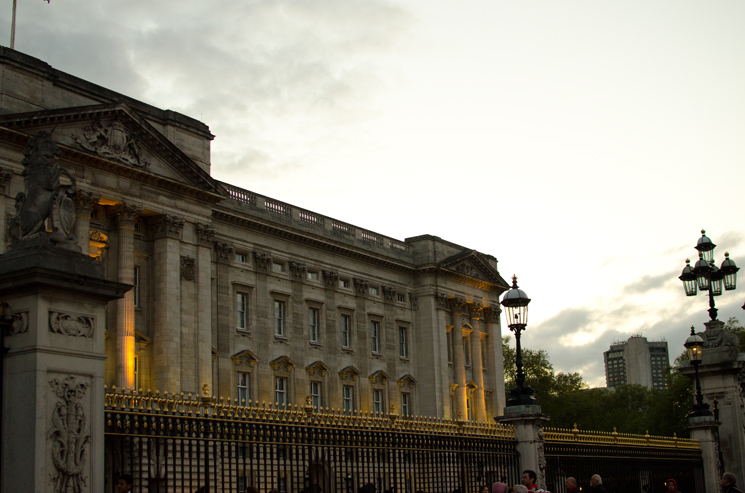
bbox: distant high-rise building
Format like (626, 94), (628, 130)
(604, 336), (669, 390)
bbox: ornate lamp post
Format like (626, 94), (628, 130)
(678, 230), (739, 320)
(683, 326), (712, 417)
(500, 275), (536, 407)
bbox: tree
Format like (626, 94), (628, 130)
(724, 316), (745, 352)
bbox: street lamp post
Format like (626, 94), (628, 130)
(500, 275), (536, 407)
(678, 230), (739, 321)
(684, 326), (712, 417)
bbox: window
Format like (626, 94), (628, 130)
(272, 262), (284, 273)
(235, 253), (247, 263)
(369, 286), (379, 296)
(133, 266), (140, 308)
(278, 476), (287, 493)
(397, 293), (406, 303)
(310, 381), (322, 409)
(341, 314), (351, 348)
(275, 377), (287, 407)
(307, 271), (319, 281)
(399, 326), (408, 358)
(339, 279), (350, 289)
(463, 336), (471, 366)
(236, 292), (248, 330)
(480, 338), (487, 370)
(309, 308), (319, 342)
(237, 372), (251, 404)
(401, 393), (410, 417)
(373, 389), (383, 414)
(274, 300), (285, 336)
(371, 321), (380, 353)
(342, 385), (354, 412)
(466, 397), (472, 421)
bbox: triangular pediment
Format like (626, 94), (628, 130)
(369, 370), (390, 384)
(305, 360), (329, 376)
(0, 103), (225, 199)
(339, 365), (360, 381)
(232, 349), (259, 367)
(439, 250), (509, 289)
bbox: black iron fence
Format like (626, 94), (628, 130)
(543, 427), (704, 493)
(104, 390), (520, 493)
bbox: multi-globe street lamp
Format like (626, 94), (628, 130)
(678, 230), (739, 321)
(683, 326), (711, 417)
(500, 275), (536, 407)
(678, 230), (739, 417)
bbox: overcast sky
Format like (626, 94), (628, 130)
(4, 0), (744, 387)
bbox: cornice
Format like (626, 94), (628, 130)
(212, 209), (417, 275)
(414, 265), (509, 293)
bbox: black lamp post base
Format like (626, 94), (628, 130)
(690, 402), (712, 418)
(506, 385), (537, 407)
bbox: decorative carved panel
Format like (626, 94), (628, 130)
(353, 278), (369, 296)
(382, 286), (396, 302)
(322, 270), (338, 289)
(289, 261), (307, 281)
(49, 375), (90, 492)
(253, 251), (270, 272)
(3, 311), (28, 335)
(49, 312), (94, 338)
(148, 214), (184, 240)
(181, 255), (196, 281)
(195, 223), (215, 247)
(72, 117), (150, 167)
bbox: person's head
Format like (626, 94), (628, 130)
(245, 487), (259, 493)
(492, 482), (507, 493)
(590, 475), (602, 488)
(513, 486), (528, 493)
(722, 473), (738, 487)
(521, 471), (537, 487)
(480, 485), (489, 493)
(666, 479), (677, 492)
(117, 474), (133, 493)
(565, 478), (577, 489)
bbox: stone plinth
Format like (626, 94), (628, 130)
(687, 416), (721, 493)
(498, 404), (550, 490)
(0, 243), (128, 493)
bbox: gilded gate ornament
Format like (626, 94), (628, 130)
(49, 375), (90, 493)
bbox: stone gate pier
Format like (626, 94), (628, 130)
(0, 131), (128, 492)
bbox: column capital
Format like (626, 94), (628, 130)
(195, 223), (215, 247)
(214, 242), (235, 265)
(435, 292), (450, 310)
(322, 270), (338, 289)
(109, 203), (142, 227)
(382, 285), (396, 302)
(483, 305), (502, 323)
(467, 302), (483, 318)
(449, 296), (467, 313)
(408, 292), (418, 309)
(148, 214), (184, 240)
(289, 261), (306, 281)
(74, 190), (99, 214)
(253, 251), (270, 271)
(353, 277), (369, 296)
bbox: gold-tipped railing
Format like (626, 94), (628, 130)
(544, 423), (699, 449)
(104, 386), (515, 439)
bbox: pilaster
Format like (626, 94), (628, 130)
(484, 304), (506, 416)
(469, 303), (486, 422)
(0, 167), (12, 254)
(213, 242), (235, 399)
(149, 214), (184, 393)
(687, 416), (721, 493)
(449, 296), (467, 420)
(498, 406), (549, 490)
(195, 223), (215, 400)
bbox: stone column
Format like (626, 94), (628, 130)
(0, 237), (128, 493)
(74, 190), (98, 255)
(149, 214), (184, 393)
(680, 319), (745, 484)
(449, 297), (468, 420)
(469, 303), (486, 422)
(687, 416), (721, 493)
(0, 168), (12, 254)
(195, 224), (215, 400)
(111, 203), (141, 390)
(484, 305), (506, 417)
(214, 242), (235, 399)
(499, 407), (549, 490)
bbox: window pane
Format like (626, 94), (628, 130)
(371, 321), (380, 353)
(373, 389), (382, 414)
(274, 301), (284, 336)
(341, 315), (350, 347)
(343, 386), (354, 412)
(399, 326), (407, 358)
(236, 293), (247, 329)
(309, 308), (319, 342)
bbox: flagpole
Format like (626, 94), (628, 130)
(10, 0), (17, 49)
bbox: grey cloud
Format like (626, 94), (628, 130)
(622, 270), (676, 295)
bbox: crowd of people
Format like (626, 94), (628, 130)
(111, 469), (743, 493)
(481, 469), (744, 493)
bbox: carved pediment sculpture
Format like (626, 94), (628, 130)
(398, 374), (417, 389)
(305, 361), (330, 376)
(339, 365), (361, 382)
(8, 131), (78, 249)
(232, 349), (259, 368)
(72, 116), (149, 167)
(453, 261), (484, 280)
(369, 370), (390, 385)
(270, 355), (295, 375)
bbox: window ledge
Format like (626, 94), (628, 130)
(372, 353), (383, 360)
(342, 347), (354, 354)
(399, 357), (410, 363)
(236, 328), (251, 336)
(309, 341), (323, 349)
(274, 335), (289, 343)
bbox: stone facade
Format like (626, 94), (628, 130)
(0, 47), (510, 421)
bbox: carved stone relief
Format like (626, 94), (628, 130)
(181, 255), (196, 281)
(72, 117), (149, 167)
(3, 311), (28, 335)
(89, 231), (109, 261)
(453, 261), (484, 280)
(353, 278), (369, 296)
(8, 131), (78, 247)
(448, 296), (467, 313)
(49, 375), (90, 493)
(49, 312), (94, 338)
(436, 292), (450, 309)
(195, 223), (215, 247)
(289, 261), (307, 281)
(382, 286), (396, 302)
(74, 190), (99, 215)
(408, 293), (419, 310)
